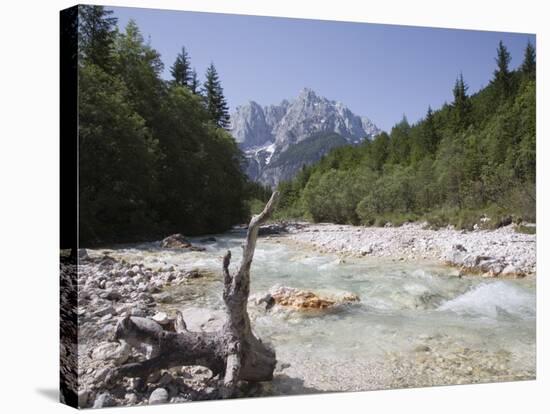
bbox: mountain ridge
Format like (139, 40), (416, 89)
(230, 88), (380, 186)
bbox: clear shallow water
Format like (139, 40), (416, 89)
(97, 230), (536, 391)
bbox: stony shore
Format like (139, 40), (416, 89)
(282, 222), (536, 278)
(68, 253), (229, 408)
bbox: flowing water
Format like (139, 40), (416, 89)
(98, 230), (536, 393)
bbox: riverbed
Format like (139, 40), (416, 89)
(97, 229), (536, 393)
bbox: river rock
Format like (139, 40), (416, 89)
(180, 307), (226, 332)
(269, 286), (360, 310)
(444, 244), (468, 266)
(78, 389), (89, 407)
(259, 223), (287, 236)
(152, 312), (169, 325)
(125, 393), (138, 405)
(149, 388), (169, 405)
(91, 341), (131, 365)
(501, 264), (518, 276)
(93, 366), (113, 383)
(102, 289), (122, 301)
(114, 316), (164, 354)
(93, 305), (115, 318)
(93, 392), (115, 408)
(161, 234), (192, 249)
(154, 292), (174, 303)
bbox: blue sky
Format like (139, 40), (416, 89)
(110, 6), (535, 131)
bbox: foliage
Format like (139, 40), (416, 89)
(170, 46), (192, 87)
(269, 132), (348, 169)
(202, 63), (230, 128)
(77, 7), (248, 245)
(78, 5), (117, 71)
(275, 41), (536, 228)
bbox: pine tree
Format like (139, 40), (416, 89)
(493, 41), (512, 99)
(170, 46), (192, 87)
(423, 106), (439, 154)
(411, 106), (439, 163)
(452, 73), (471, 131)
(189, 68), (200, 95)
(78, 5), (117, 71)
(115, 20), (164, 124)
(521, 41), (536, 80)
(388, 115), (411, 165)
(202, 63), (230, 128)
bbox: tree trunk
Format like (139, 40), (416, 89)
(112, 192), (280, 396)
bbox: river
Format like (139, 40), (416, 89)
(97, 229), (536, 394)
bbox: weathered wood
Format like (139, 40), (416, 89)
(112, 192), (280, 397)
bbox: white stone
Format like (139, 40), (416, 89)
(148, 388), (169, 405)
(152, 312), (169, 324)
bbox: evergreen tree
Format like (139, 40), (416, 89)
(452, 73), (471, 131)
(78, 5), (117, 71)
(493, 41), (512, 99)
(189, 68), (200, 95)
(410, 106), (440, 164)
(423, 106), (439, 154)
(521, 41), (536, 80)
(170, 46), (192, 87)
(202, 63), (230, 128)
(387, 116), (411, 165)
(370, 132), (390, 171)
(115, 20), (164, 124)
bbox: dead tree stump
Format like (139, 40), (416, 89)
(112, 192), (280, 397)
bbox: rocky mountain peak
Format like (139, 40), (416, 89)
(229, 88), (381, 186)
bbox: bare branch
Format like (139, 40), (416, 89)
(238, 191), (280, 276)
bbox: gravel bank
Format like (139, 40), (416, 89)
(283, 222), (536, 277)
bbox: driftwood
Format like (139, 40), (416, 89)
(111, 192), (280, 397)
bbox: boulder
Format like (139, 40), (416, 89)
(268, 286), (360, 310)
(161, 234), (192, 249)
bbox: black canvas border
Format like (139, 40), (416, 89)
(60, 4), (79, 409)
